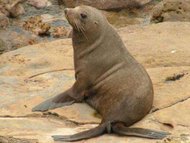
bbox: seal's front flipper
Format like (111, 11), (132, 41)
(32, 89), (76, 112)
(112, 123), (170, 139)
(52, 124), (106, 142)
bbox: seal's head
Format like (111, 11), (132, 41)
(64, 6), (108, 41)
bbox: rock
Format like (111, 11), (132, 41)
(0, 4), (9, 17)
(0, 28), (39, 53)
(0, 136), (38, 143)
(23, 16), (51, 36)
(153, 98), (190, 128)
(118, 22), (190, 68)
(0, 38), (8, 54)
(0, 22), (190, 142)
(23, 15), (70, 38)
(27, 0), (51, 9)
(0, 12), (9, 29)
(1, 0), (26, 18)
(8, 3), (25, 18)
(51, 26), (69, 38)
(151, 0), (190, 23)
(61, 0), (152, 10)
(0, 117), (79, 143)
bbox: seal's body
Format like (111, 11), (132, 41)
(74, 23), (153, 125)
(32, 6), (169, 142)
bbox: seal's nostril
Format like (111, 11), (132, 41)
(64, 8), (68, 15)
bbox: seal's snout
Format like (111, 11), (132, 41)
(64, 8), (69, 15)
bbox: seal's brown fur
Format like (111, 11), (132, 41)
(32, 6), (170, 142)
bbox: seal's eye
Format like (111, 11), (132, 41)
(80, 13), (87, 19)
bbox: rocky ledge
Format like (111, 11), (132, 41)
(0, 22), (190, 143)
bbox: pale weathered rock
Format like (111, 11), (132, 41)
(151, 0), (190, 23)
(0, 22), (190, 142)
(61, 0), (152, 10)
(0, 117), (88, 143)
(0, 136), (38, 143)
(118, 22), (190, 68)
(27, 0), (51, 9)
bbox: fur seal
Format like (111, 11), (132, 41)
(32, 5), (170, 142)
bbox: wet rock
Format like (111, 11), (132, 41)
(27, 0), (51, 9)
(61, 0), (152, 10)
(151, 0), (190, 23)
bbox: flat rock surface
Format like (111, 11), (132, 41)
(0, 22), (190, 142)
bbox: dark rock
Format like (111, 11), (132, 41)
(61, 0), (152, 10)
(151, 0), (190, 23)
(9, 3), (25, 18)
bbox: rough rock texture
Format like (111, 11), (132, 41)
(0, 136), (38, 143)
(0, 38), (8, 54)
(61, 0), (152, 10)
(0, 22), (190, 142)
(0, 0), (25, 18)
(27, 0), (50, 9)
(0, 12), (9, 28)
(151, 0), (190, 23)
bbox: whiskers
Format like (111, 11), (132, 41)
(65, 13), (88, 40)
(67, 18), (88, 40)
(74, 19), (88, 40)
(79, 26), (88, 40)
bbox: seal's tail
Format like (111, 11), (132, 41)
(112, 123), (170, 139)
(52, 124), (106, 142)
(32, 88), (76, 112)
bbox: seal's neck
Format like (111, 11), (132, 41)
(72, 22), (108, 51)
(72, 29), (87, 47)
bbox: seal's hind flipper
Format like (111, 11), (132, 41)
(32, 89), (76, 112)
(52, 124), (106, 142)
(112, 123), (170, 139)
